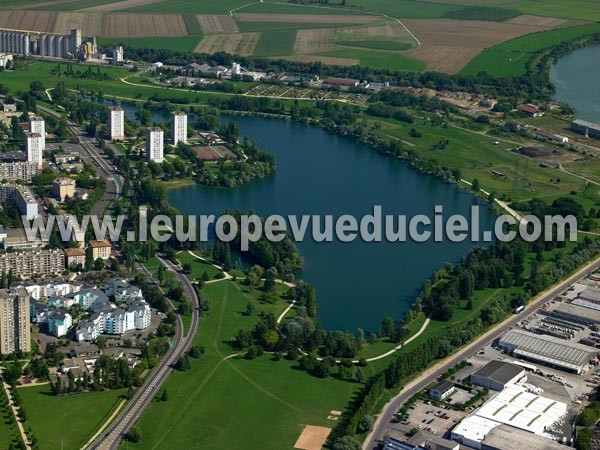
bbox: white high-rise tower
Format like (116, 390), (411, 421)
(171, 111), (187, 146)
(147, 128), (164, 163)
(109, 107), (125, 140)
(29, 117), (45, 151)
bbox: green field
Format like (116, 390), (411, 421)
(462, 22), (600, 76)
(176, 251), (224, 280)
(370, 115), (586, 202)
(98, 36), (202, 52)
(0, 394), (20, 450)
(337, 40), (413, 51)
(183, 14), (204, 36)
(125, 280), (356, 450)
(510, 0), (600, 21)
(442, 6), (521, 21)
(254, 30), (297, 57)
(319, 48), (426, 71)
(238, 2), (375, 15)
(350, 0), (460, 18)
(18, 385), (126, 450)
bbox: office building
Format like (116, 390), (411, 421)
(147, 127), (164, 163)
(108, 107), (125, 140)
(0, 287), (31, 354)
(171, 111), (187, 146)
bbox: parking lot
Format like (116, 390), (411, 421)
(402, 400), (468, 436)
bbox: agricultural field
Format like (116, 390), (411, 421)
(318, 47), (425, 71)
(102, 13), (188, 37)
(294, 28), (335, 54)
(53, 12), (103, 35)
(441, 6), (521, 22)
(99, 36), (202, 52)
(462, 22), (600, 76)
(194, 32), (259, 56)
(78, 0), (166, 13)
(30, 0), (122, 11)
(510, 0), (600, 22)
(403, 18), (564, 73)
(196, 14), (238, 33)
(0, 10), (57, 32)
(254, 30), (297, 57)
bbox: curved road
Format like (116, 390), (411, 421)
(87, 256), (200, 449)
(364, 254), (600, 450)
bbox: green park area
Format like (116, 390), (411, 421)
(18, 385), (126, 450)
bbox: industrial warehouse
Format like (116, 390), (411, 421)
(451, 384), (567, 449)
(498, 329), (598, 374)
(0, 27), (95, 60)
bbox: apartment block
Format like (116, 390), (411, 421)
(0, 287), (31, 354)
(108, 107), (125, 140)
(171, 111), (187, 146)
(146, 127), (164, 163)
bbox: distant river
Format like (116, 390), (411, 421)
(550, 44), (600, 122)
(164, 115), (498, 332)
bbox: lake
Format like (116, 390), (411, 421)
(165, 115), (497, 332)
(551, 44), (600, 122)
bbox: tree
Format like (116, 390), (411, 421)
(381, 316), (394, 338)
(182, 262), (192, 274)
(356, 367), (365, 384)
(332, 436), (361, 450)
(357, 415), (375, 433)
(124, 426), (141, 443)
(472, 178), (480, 192)
(160, 388), (168, 402)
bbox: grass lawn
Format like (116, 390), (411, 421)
(127, 280), (353, 450)
(0, 399), (20, 450)
(97, 36), (202, 53)
(319, 48), (425, 71)
(254, 30), (297, 57)
(176, 251), (223, 280)
(461, 49), (531, 76)
(18, 385), (126, 450)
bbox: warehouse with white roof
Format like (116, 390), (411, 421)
(498, 329), (597, 374)
(451, 384), (567, 449)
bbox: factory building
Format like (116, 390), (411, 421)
(0, 28), (88, 60)
(471, 361), (525, 391)
(451, 384), (567, 449)
(571, 119), (600, 140)
(498, 328), (597, 374)
(552, 302), (600, 326)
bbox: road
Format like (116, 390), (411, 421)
(87, 256), (200, 450)
(37, 105), (124, 216)
(364, 254), (600, 450)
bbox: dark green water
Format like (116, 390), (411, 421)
(167, 115), (497, 331)
(551, 44), (600, 121)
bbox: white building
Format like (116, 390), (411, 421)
(75, 300), (151, 341)
(451, 384), (567, 449)
(113, 45), (123, 63)
(15, 185), (38, 220)
(29, 117), (45, 152)
(171, 111), (187, 146)
(25, 132), (43, 169)
(0, 53), (13, 68)
(108, 107), (125, 140)
(48, 311), (72, 337)
(22, 280), (81, 300)
(147, 127), (164, 163)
